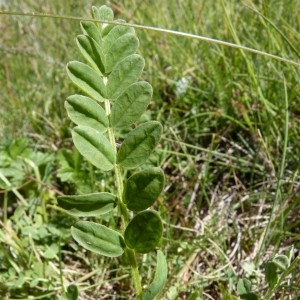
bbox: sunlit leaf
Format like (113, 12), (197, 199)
(124, 210), (162, 253)
(117, 121), (162, 169)
(237, 278), (252, 295)
(103, 33), (139, 73)
(107, 54), (144, 100)
(111, 82), (152, 129)
(57, 192), (117, 217)
(72, 221), (124, 257)
(72, 126), (115, 171)
(92, 5), (113, 29)
(124, 168), (164, 211)
(80, 21), (102, 45)
(273, 255), (289, 271)
(67, 61), (106, 102)
(102, 23), (134, 45)
(101, 19), (133, 37)
(65, 95), (108, 133)
(76, 35), (105, 74)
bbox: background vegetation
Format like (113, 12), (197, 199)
(0, 0), (299, 299)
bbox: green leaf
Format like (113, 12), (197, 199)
(265, 262), (278, 289)
(71, 221), (124, 257)
(240, 294), (258, 300)
(143, 250), (168, 300)
(103, 32), (139, 73)
(102, 23), (134, 44)
(65, 284), (79, 300)
(65, 95), (108, 133)
(42, 243), (59, 259)
(76, 35), (105, 74)
(117, 121), (162, 169)
(72, 126), (115, 171)
(107, 54), (145, 100)
(67, 61), (106, 102)
(124, 168), (164, 211)
(237, 278), (252, 295)
(57, 192), (117, 217)
(124, 210), (162, 253)
(101, 20), (134, 38)
(273, 254), (289, 271)
(80, 21), (101, 45)
(92, 5), (113, 26)
(111, 82), (152, 129)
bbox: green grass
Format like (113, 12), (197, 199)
(1, 0), (300, 299)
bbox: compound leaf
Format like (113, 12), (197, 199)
(124, 210), (162, 253)
(67, 61), (106, 102)
(57, 192), (117, 217)
(65, 95), (108, 133)
(72, 126), (115, 171)
(143, 251), (168, 300)
(111, 81), (152, 129)
(117, 121), (162, 169)
(71, 221), (124, 257)
(124, 168), (164, 211)
(107, 54), (144, 100)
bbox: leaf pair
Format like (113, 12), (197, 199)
(71, 210), (162, 256)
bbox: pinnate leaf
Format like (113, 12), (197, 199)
(143, 251), (168, 300)
(67, 61), (106, 102)
(124, 210), (162, 253)
(124, 168), (164, 211)
(65, 95), (108, 133)
(71, 221), (124, 257)
(117, 121), (162, 169)
(57, 192), (117, 217)
(111, 81), (152, 129)
(72, 126), (115, 171)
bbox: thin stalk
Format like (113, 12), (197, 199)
(58, 236), (65, 294)
(0, 10), (299, 67)
(255, 77), (289, 264)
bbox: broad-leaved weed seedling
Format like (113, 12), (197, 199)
(57, 5), (167, 300)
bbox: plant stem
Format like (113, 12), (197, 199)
(127, 249), (143, 300)
(104, 99), (143, 298)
